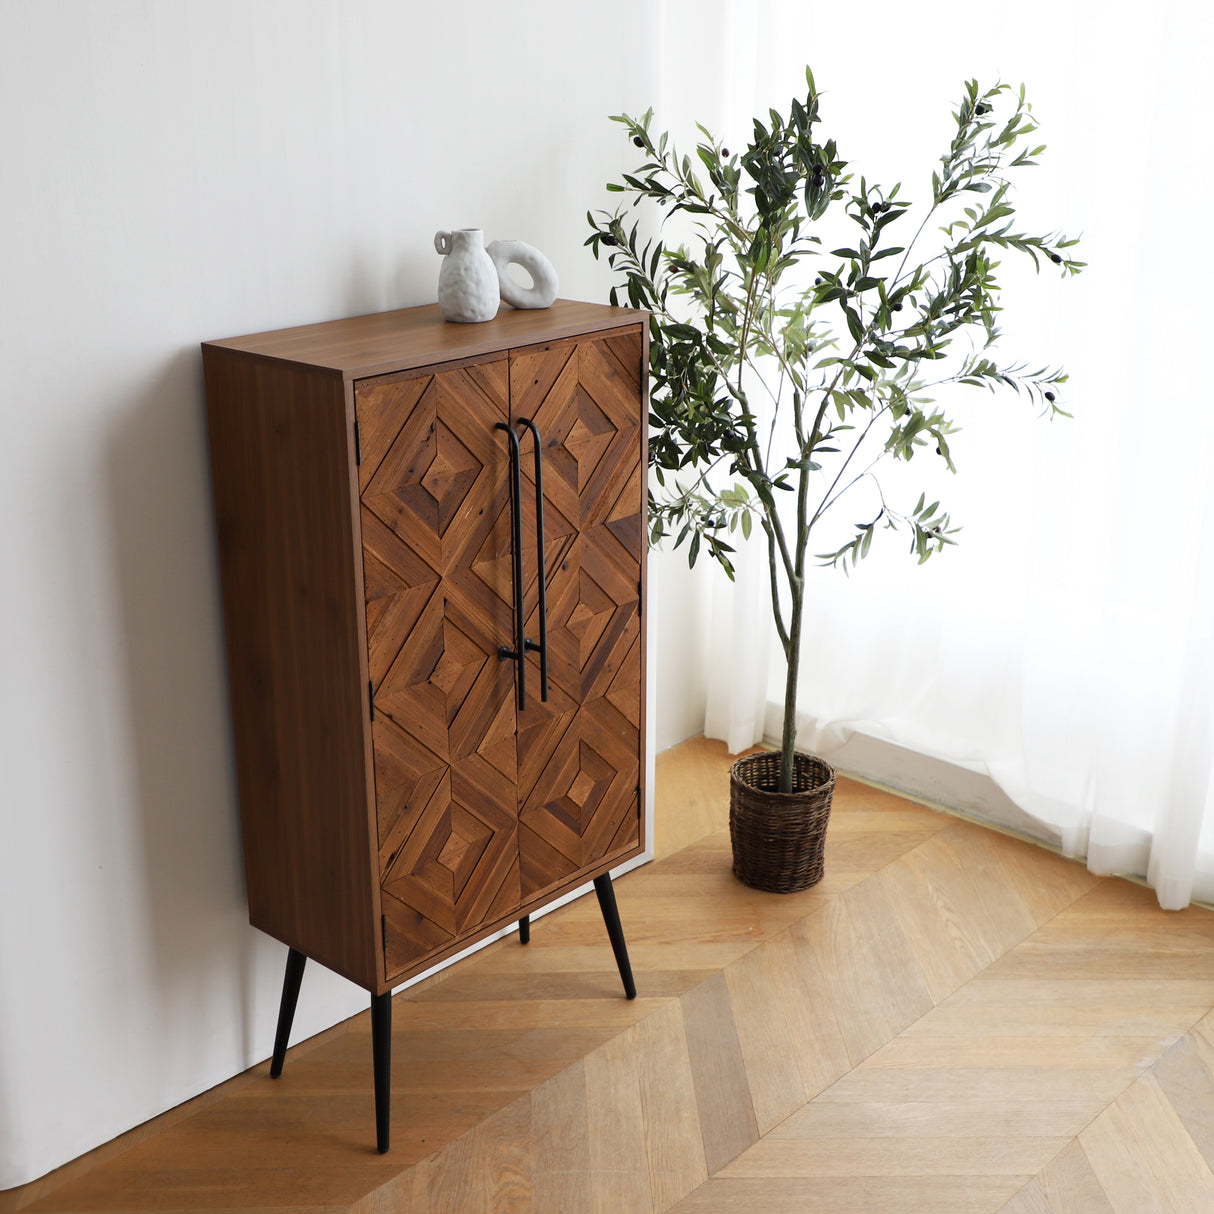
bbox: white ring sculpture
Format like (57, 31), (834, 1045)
(486, 240), (559, 310)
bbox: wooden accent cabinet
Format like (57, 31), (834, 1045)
(203, 300), (648, 1003)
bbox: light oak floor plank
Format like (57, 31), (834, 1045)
(721, 1135), (1072, 1178)
(633, 1001), (709, 1212)
(583, 1029), (654, 1214)
(668, 1174), (1031, 1213)
(12, 736), (1214, 1214)
(679, 972), (760, 1175)
(723, 939), (812, 1134)
(997, 1140), (1115, 1214)
(1078, 1070), (1214, 1214)
(527, 1060), (589, 1214)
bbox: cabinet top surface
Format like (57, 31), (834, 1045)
(202, 299), (646, 380)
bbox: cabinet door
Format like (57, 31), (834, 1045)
(510, 330), (645, 899)
(355, 357), (521, 977)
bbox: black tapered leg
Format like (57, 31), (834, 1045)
(518, 914), (530, 944)
(593, 874), (636, 999)
(269, 948), (307, 1078)
(371, 991), (392, 1154)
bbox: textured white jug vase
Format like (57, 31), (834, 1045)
(434, 228), (500, 323)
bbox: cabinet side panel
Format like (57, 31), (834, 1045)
(204, 348), (378, 989)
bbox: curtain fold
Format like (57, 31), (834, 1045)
(703, 538), (770, 756)
(685, 1), (1214, 907)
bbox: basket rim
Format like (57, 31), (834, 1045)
(729, 749), (836, 798)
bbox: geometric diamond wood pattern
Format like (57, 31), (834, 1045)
(537, 530), (641, 704)
(511, 333), (643, 899)
(375, 588), (516, 765)
(354, 330), (643, 980)
(357, 358), (519, 979)
(360, 362), (512, 577)
(371, 705), (519, 973)
(518, 697), (640, 899)
(511, 332), (643, 533)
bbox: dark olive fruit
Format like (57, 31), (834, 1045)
(633, 136), (645, 148)
(1045, 390), (1056, 402)
(936, 445), (942, 454)
(892, 302), (903, 311)
(721, 147), (730, 157)
(600, 233), (618, 246)
(975, 102), (991, 115)
(1050, 252), (1063, 263)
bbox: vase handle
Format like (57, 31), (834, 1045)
(434, 230), (452, 255)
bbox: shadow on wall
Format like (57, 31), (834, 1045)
(103, 347), (267, 1078)
(0, 1041), (17, 1189)
(98, 276), (439, 1109)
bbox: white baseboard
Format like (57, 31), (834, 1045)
(756, 711), (1067, 858)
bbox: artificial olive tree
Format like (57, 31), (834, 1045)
(587, 69), (1082, 792)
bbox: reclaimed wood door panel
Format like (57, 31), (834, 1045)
(511, 332), (644, 898)
(511, 333), (643, 533)
(373, 692), (520, 979)
(516, 695), (641, 898)
(356, 358), (520, 977)
(360, 363), (511, 575)
(354, 330), (643, 968)
(377, 727), (520, 976)
(531, 528), (641, 707)
(512, 331), (644, 711)
(361, 507), (441, 689)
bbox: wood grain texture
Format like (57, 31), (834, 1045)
(669, 1175), (1029, 1213)
(203, 301), (646, 380)
(203, 347), (380, 990)
(352, 323), (646, 982)
(1078, 1071), (1214, 1213)
(681, 972), (761, 1174)
(1152, 1017), (1214, 1173)
(512, 330), (646, 900)
(356, 357), (521, 980)
(634, 1001), (710, 1209)
(203, 302), (648, 999)
(583, 1029), (655, 1212)
(998, 1140), (1116, 1214)
(16, 738), (1214, 1214)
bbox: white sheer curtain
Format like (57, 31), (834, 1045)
(677, 1), (1214, 907)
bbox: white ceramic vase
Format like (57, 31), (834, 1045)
(434, 228), (500, 323)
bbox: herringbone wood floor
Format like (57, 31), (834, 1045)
(12, 737), (1214, 1213)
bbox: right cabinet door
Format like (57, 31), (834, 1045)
(511, 329), (646, 902)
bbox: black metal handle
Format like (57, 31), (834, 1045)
(496, 422), (527, 709)
(518, 417), (549, 702)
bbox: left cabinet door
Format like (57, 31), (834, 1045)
(355, 356), (522, 979)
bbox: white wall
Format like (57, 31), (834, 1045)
(0, 1), (667, 1188)
(649, 551), (711, 750)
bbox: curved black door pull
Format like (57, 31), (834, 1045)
(517, 417), (549, 702)
(496, 422), (527, 709)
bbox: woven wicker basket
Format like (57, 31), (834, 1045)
(729, 751), (836, 893)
